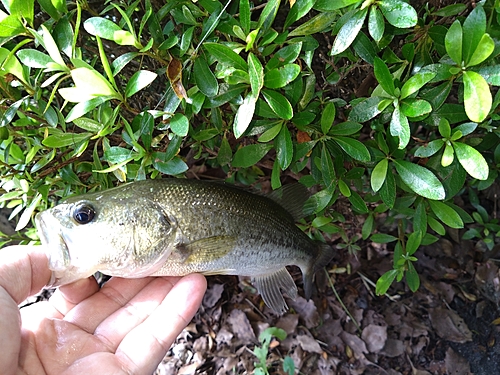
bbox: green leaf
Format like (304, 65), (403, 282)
(284, 0), (316, 29)
(415, 139), (444, 157)
(276, 125), (293, 169)
(72, 117), (104, 133)
(428, 216), (445, 235)
(261, 89), (293, 120)
(124, 70), (157, 98)
(376, 269), (398, 295)
(406, 262), (420, 292)
(321, 102), (336, 134)
(380, 169), (396, 208)
(414, 201), (427, 235)
(84, 17), (139, 47)
(338, 179), (351, 197)
(59, 67), (119, 102)
(65, 96), (112, 123)
(239, 0), (250, 34)
(331, 8), (368, 55)
(349, 190), (368, 213)
(232, 143), (273, 168)
(267, 43), (302, 70)
(104, 146), (136, 164)
(371, 158), (388, 192)
(390, 104), (410, 149)
(314, 0), (359, 11)
(42, 132), (92, 147)
(283, 356), (295, 375)
(258, 121), (282, 142)
(467, 33), (494, 67)
(248, 52), (264, 96)
(373, 57), (395, 96)
(204, 43), (248, 71)
(438, 118), (451, 138)
(193, 57), (218, 97)
(333, 136), (371, 162)
(368, 6), (384, 42)
(452, 141), (488, 180)
(289, 11), (337, 37)
(400, 99), (432, 118)
(406, 231), (422, 255)
(217, 135), (233, 166)
(462, 70), (491, 123)
(348, 96), (387, 122)
(371, 233), (398, 243)
(153, 156), (188, 175)
(321, 144), (336, 191)
(432, 3), (467, 17)
(379, 0), (417, 28)
(16, 49), (55, 68)
(428, 200), (464, 229)
(256, 0), (280, 36)
(444, 20), (462, 65)
(362, 214), (374, 240)
(170, 113), (189, 137)
(462, 5), (486, 64)
(328, 121), (362, 136)
(0, 14), (24, 37)
(400, 72), (437, 99)
(393, 160), (445, 200)
(263, 64), (301, 89)
(234, 93), (257, 138)
(441, 143), (454, 167)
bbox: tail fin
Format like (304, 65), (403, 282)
(303, 243), (334, 300)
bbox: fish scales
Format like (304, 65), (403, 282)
(36, 179), (334, 314)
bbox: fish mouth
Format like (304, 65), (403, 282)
(35, 212), (71, 286)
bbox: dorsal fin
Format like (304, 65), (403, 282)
(266, 183), (310, 221)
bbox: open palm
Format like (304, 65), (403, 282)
(0, 246), (207, 375)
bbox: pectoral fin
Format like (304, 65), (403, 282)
(253, 267), (297, 315)
(176, 235), (237, 264)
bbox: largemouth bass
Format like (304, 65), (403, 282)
(35, 179), (333, 314)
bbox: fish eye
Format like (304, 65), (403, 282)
(73, 204), (96, 224)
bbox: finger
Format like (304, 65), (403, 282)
(0, 288), (22, 375)
(63, 277), (158, 333)
(48, 276), (100, 317)
(92, 277), (181, 352)
(0, 245), (51, 304)
(115, 274), (207, 375)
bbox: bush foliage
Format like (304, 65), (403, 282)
(0, 0), (499, 293)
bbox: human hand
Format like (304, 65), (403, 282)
(0, 245), (207, 375)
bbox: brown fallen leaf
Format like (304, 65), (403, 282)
(361, 324), (387, 353)
(429, 307), (473, 343)
(444, 347), (471, 375)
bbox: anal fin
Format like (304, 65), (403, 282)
(253, 267), (297, 315)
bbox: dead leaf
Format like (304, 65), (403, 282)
(361, 324), (387, 353)
(227, 309), (256, 343)
(380, 339), (405, 357)
(340, 331), (368, 360)
(203, 283), (225, 308)
(296, 333), (323, 354)
(288, 296), (320, 328)
(276, 314), (299, 335)
(429, 308), (473, 343)
(167, 58), (190, 102)
(444, 347), (471, 375)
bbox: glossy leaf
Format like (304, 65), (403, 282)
(368, 6), (384, 42)
(373, 57), (395, 96)
(376, 269), (398, 295)
(380, 169), (396, 208)
(17, 49), (55, 68)
(321, 144), (335, 191)
(329, 121), (362, 136)
(124, 70), (157, 98)
(331, 8), (367, 55)
(276, 125), (293, 169)
(348, 96), (387, 122)
(193, 57), (218, 97)
(400, 99), (432, 118)
(170, 113), (189, 137)
(441, 143), (454, 167)
(321, 102), (336, 134)
(428, 200), (464, 229)
(333, 136), (371, 162)
(444, 20), (462, 65)
(232, 143), (273, 168)
(261, 89), (293, 120)
(239, 0), (250, 34)
(390, 104), (410, 149)
(467, 33), (494, 67)
(284, 0), (316, 29)
(42, 132), (92, 147)
(379, 0), (417, 28)
(394, 160), (445, 200)
(415, 139), (444, 158)
(84, 17), (139, 47)
(349, 190), (368, 213)
(234, 93), (257, 138)
(452, 141), (488, 180)
(289, 11), (337, 37)
(400, 72), (437, 99)
(371, 158), (388, 192)
(204, 43), (248, 71)
(462, 5), (486, 64)
(59, 67), (119, 102)
(153, 156), (188, 175)
(406, 263), (420, 292)
(463, 70), (491, 123)
(263, 64), (301, 89)
(248, 53), (264, 96)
